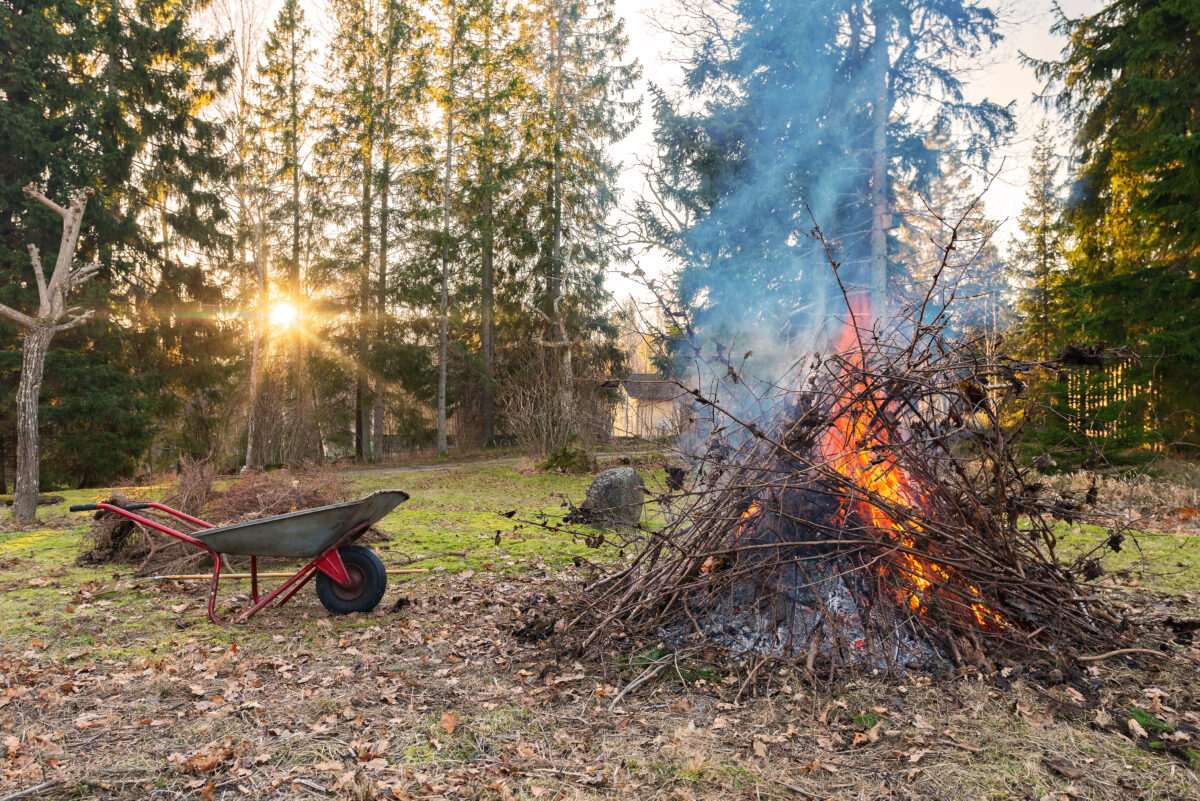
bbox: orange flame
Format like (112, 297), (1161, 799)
(819, 296), (1003, 629)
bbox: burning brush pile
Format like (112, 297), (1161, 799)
(572, 294), (1135, 675)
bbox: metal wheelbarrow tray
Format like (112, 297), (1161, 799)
(70, 489), (409, 624)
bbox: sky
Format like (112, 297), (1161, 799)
(605, 0), (1103, 302)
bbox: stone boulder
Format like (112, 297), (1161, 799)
(566, 467), (645, 528)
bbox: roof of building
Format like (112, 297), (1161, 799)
(620, 373), (687, 402)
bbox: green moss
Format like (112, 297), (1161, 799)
(1128, 707), (1175, 733)
(853, 712), (890, 728)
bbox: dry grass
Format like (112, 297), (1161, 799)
(1043, 460), (1200, 531)
(0, 566), (1196, 801)
(2, 464), (1197, 800)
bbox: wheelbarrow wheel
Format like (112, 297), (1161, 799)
(315, 545), (387, 615)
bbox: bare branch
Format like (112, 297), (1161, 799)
(0, 302), (36, 329)
(27, 244), (48, 305)
(21, 183), (68, 218)
(69, 262), (102, 289)
(54, 310), (94, 331)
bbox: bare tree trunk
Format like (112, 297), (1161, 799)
(13, 326), (53, 522)
(1, 186), (101, 524)
(548, 11), (575, 420)
(867, 17), (890, 315)
(243, 219), (267, 471)
(374, 13), (394, 463)
(437, 0), (458, 455)
(357, 165), (372, 462)
(480, 163), (495, 447)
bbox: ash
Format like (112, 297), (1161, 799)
(664, 484), (945, 671)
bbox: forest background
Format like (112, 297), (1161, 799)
(1, 0), (1196, 495)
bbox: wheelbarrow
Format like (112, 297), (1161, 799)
(69, 489), (409, 624)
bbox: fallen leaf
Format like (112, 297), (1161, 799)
(1043, 756), (1085, 780)
(441, 711), (458, 734)
(752, 739), (768, 758)
(1127, 718), (1148, 739)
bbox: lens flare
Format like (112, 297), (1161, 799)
(269, 302), (299, 329)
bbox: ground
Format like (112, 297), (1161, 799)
(0, 459), (1198, 800)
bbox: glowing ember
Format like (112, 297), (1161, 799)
(819, 296), (1004, 630)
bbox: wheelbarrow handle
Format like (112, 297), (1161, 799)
(70, 502), (150, 513)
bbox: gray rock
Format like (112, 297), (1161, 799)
(568, 467), (645, 528)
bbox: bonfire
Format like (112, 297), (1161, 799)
(572, 275), (1135, 676)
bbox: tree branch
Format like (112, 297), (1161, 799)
(0, 302), (36, 329)
(22, 183), (68, 218)
(54, 310), (94, 331)
(27, 244), (48, 305)
(69, 262), (102, 290)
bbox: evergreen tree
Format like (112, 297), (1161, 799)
(256, 0), (321, 461)
(456, 0), (535, 445)
(1010, 121), (1066, 360)
(1033, 0), (1200, 448)
(646, 0), (1012, 372)
(525, 0), (637, 434)
(0, 0), (231, 489)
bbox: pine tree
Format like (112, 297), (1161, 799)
(256, 0), (321, 462)
(1032, 0), (1200, 447)
(1010, 121), (1065, 360)
(648, 0), (1012, 364)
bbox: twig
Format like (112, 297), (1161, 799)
(607, 659), (669, 710)
(0, 780), (60, 801)
(1077, 648), (1168, 663)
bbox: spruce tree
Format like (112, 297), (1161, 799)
(0, 0), (231, 488)
(647, 0), (1012, 368)
(1010, 121), (1065, 360)
(256, 0), (321, 461)
(526, 0), (637, 433)
(1033, 0), (1200, 448)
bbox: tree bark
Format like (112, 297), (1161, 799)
(356, 32), (376, 463)
(480, 162), (495, 447)
(1, 185), (100, 524)
(548, 9), (575, 419)
(437, 1), (458, 455)
(480, 19), (496, 448)
(13, 326), (53, 523)
(243, 217), (267, 470)
(374, 8), (394, 463)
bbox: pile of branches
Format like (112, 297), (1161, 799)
(569, 257), (1143, 677)
(80, 463), (366, 576)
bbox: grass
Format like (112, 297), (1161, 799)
(1054, 521), (1200, 593)
(0, 463), (641, 665)
(0, 460), (1196, 800)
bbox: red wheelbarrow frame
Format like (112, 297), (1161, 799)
(78, 501), (360, 625)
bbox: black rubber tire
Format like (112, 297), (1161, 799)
(315, 545), (387, 615)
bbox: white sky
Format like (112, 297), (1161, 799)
(605, 0), (1103, 302)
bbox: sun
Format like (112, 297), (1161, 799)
(268, 301), (299, 329)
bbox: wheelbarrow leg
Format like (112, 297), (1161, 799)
(271, 548), (349, 608)
(206, 554), (225, 626)
(250, 556), (259, 604)
(232, 546), (352, 622)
